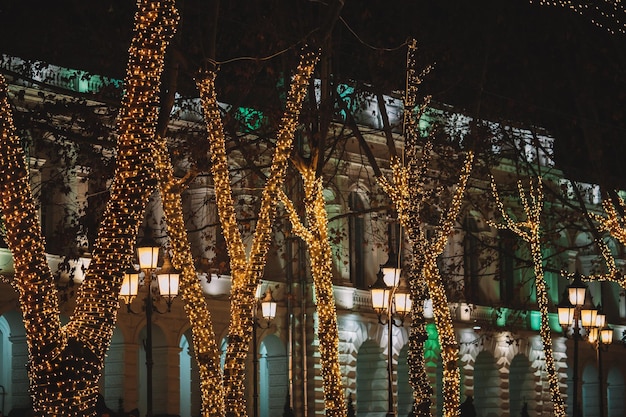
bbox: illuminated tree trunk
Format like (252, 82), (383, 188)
(0, 0), (179, 415)
(380, 146), (473, 417)
(154, 136), (224, 416)
(278, 167), (347, 417)
(197, 49), (319, 417)
(490, 178), (566, 417)
(406, 263), (433, 417)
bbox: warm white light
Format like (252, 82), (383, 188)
(137, 237), (160, 270)
(382, 266), (401, 288)
(595, 312), (606, 328)
(261, 298), (277, 321)
(568, 273), (587, 307)
(393, 290), (412, 316)
(370, 272), (390, 314)
(557, 292), (574, 327)
(120, 267), (140, 305)
(157, 270), (180, 299)
(600, 327), (614, 345)
(581, 308), (598, 329)
(588, 327), (599, 344)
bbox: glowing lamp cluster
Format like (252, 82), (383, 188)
(370, 265), (412, 320)
(557, 273), (614, 346)
(119, 237), (180, 311)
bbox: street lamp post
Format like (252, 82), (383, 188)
(369, 258), (411, 417)
(587, 307), (613, 417)
(252, 286), (277, 417)
(119, 236), (180, 417)
(557, 272), (593, 417)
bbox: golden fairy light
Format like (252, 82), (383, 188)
(530, 0), (626, 34)
(378, 38), (473, 417)
(587, 197), (626, 286)
(197, 47), (320, 417)
(379, 147), (474, 417)
(154, 135), (224, 416)
(489, 177), (566, 417)
(0, 0), (179, 414)
(277, 165), (347, 417)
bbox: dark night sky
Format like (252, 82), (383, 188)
(1, 0), (626, 188)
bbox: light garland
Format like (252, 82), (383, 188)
(197, 48), (319, 417)
(587, 197), (626, 286)
(154, 135), (224, 416)
(489, 177), (566, 417)
(401, 39), (434, 417)
(380, 147), (474, 417)
(0, 0), (179, 414)
(277, 168), (347, 417)
(529, 0), (626, 34)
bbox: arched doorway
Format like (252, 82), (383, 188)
(356, 339), (386, 417)
(509, 354), (534, 417)
(0, 315), (11, 414)
(180, 332), (200, 417)
(474, 351), (500, 417)
(259, 334), (287, 417)
(607, 367), (625, 417)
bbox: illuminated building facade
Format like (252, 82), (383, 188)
(0, 57), (625, 417)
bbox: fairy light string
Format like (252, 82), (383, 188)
(587, 197), (626, 286)
(380, 147), (473, 417)
(277, 167), (347, 417)
(0, 0), (179, 414)
(400, 39), (434, 417)
(0, 75), (68, 412)
(379, 38), (473, 417)
(489, 177), (566, 417)
(530, 0), (626, 35)
(197, 48), (319, 417)
(154, 135), (224, 416)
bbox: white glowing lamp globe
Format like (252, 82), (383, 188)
(557, 291), (575, 328)
(370, 272), (390, 314)
(600, 327), (614, 345)
(261, 298), (277, 321)
(137, 236), (160, 271)
(120, 267), (140, 305)
(157, 269), (180, 300)
(382, 266), (401, 288)
(393, 290), (412, 316)
(568, 273), (587, 307)
(580, 308), (598, 329)
(595, 311), (606, 328)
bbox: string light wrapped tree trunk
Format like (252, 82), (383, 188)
(277, 163), (347, 417)
(0, 0), (179, 415)
(153, 135), (224, 416)
(490, 177), (566, 417)
(379, 140), (474, 417)
(378, 38), (473, 417)
(196, 48), (320, 417)
(399, 39), (434, 417)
